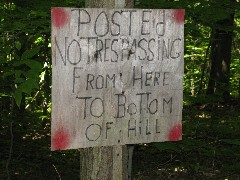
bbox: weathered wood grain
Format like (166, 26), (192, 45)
(51, 8), (184, 150)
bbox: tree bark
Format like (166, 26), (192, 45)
(198, 38), (211, 94)
(80, 1), (133, 180)
(206, 12), (235, 101)
(238, 78), (240, 101)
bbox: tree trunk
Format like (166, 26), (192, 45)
(86, 0), (134, 8)
(80, 1), (134, 180)
(198, 38), (211, 94)
(206, 12), (235, 102)
(80, 146), (128, 180)
(238, 78), (240, 101)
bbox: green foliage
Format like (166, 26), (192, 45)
(0, 0), (239, 179)
(137, 0), (240, 98)
(222, 139), (240, 146)
(0, 0), (85, 108)
(2, 44), (42, 107)
(154, 141), (182, 153)
(150, 103), (240, 179)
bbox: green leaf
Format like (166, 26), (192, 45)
(25, 69), (40, 79)
(15, 41), (22, 50)
(14, 89), (22, 108)
(25, 60), (42, 72)
(15, 70), (23, 79)
(0, 55), (7, 63)
(154, 142), (181, 152)
(13, 61), (25, 67)
(0, 93), (10, 97)
(21, 47), (40, 60)
(15, 77), (24, 84)
(13, 21), (26, 30)
(12, 60), (42, 75)
(3, 71), (15, 78)
(14, 54), (21, 61)
(222, 139), (240, 146)
(18, 79), (38, 94)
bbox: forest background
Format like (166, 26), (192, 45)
(0, 0), (240, 179)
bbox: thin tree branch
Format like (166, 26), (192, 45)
(198, 35), (211, 94)
(6, 97), (14, 180)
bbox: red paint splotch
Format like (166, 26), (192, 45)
(51, 8), (69, 29)
(173, 9), (185, 24)
(52, 127), (70, 150)
(168, 124), (182, 141)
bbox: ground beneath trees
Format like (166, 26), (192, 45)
(1, 100), (240, 179)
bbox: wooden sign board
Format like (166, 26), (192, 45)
(51, 8), (184, 150)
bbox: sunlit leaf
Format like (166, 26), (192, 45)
(14, 89), (22, 108)
(18, 79), (38, 94)
(222, 139), (240, 146)
(21, 47), (40, 60)
(15, 41), (22, 50)
(24, 60), (42, 72)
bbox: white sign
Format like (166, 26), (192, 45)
(51, 8), (184, 150)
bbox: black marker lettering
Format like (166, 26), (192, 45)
(86, 74), (94, 90)
(163, 72), (170, 86)
(145, 71), (152, 86)
(154, 72), (161, 86)
(146, 119), (151, 135)
(127, 103), (137, 115)
(94, 11), (109, 37)
(71, 9), (91, 36)
(111, 11), (121, 36)
(148, 38), (155, 61)
(170, 38), (181, 59)
(139, 121), (142, 135)
(156, 119), (160, 133)
(128, 39), (137, 60)
(85, 124), (101, 141)
(73, 67), (82, 93)
(121, 37), (129, 61)
(76, 96), (92, 119)
(96, 75), (104, 89)
(54, 36), (66, 66)
(106, 122), (113, 139)
(90, 98), (104, 118)
(133, 66), (143, 89)
(82, 37), (97, 64)
(148, 99), (158, 114)
(67, 39), (81, 65)
(163, 97), (173, 114)
(95, 38), (103, 62)
(141, 10), (151, 35)
(114, 93), (126, 118)
(138, 38), (147, 61)
(162, 39), (170, 61)
(104, 38), (111, 62)
(158, 37), (161, 61)
(106, 74), (116, 88)
(128, 119), (136, 137)
(122, 10), (137, 35)
(111, 39), (119, 62)
(156, 10), (165, 36)
(136, 92), (151, 114)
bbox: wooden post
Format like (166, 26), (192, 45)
(51, 4), (184, 180)
(80, 2), (134, 180)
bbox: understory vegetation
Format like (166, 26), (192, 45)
(1, 0), (240, 179)
(1, 100), (239, 179)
